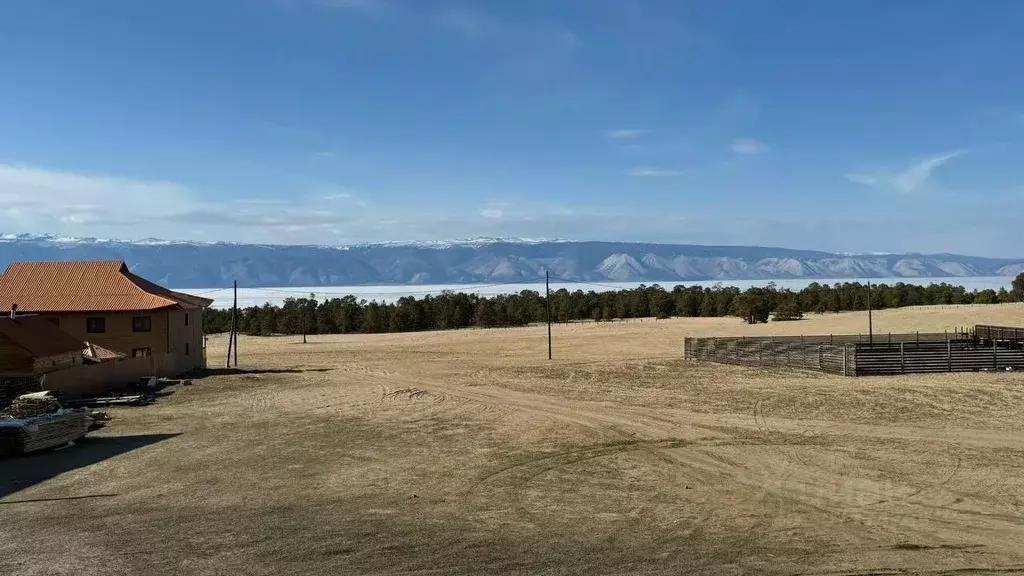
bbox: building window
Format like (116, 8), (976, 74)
(86, 317), (106, 333)
(132, 348), (152, 358)
(185, 313), (189, 326)
(47, 317), (60, 327)
(132, 316), (152, 332)
(185, 343), (190, 356)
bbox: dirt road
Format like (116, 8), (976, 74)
(3, 306), (1024, 574)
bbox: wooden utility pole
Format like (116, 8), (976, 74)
(546, 271), (552, 360)
(226, 280), (236, 368)
(867, 281), (873, 345)
(232, 280), (238, 367)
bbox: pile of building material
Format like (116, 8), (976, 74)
(0, 378), (42, 410)
(1, 392), (61, 418)
(0, 392), (94, 457)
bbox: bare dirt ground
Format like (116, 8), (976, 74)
(4, 304), (1024, 575)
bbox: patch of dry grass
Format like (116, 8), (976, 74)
(3, 304), (1024, 575)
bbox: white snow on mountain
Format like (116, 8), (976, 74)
(0, 232), (1021, 288)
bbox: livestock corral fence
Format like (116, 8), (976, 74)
(684, 325), (1024, 377)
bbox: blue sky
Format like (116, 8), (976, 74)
(1, 0), (1023, 256)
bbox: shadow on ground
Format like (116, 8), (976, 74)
(196, 367), (333, 377)
(0, 433), (180, 500)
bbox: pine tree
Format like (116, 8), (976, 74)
(1012, 273), (1024, 302)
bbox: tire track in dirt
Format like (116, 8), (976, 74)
(369, 373), (748, 545)
(360, 370), (1024, 559)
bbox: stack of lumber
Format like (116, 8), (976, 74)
(65, 394), (152, 408)
(19, 411), (92, 453)
(1, 393), (61, 418)
(0, 412), (92, 455)
(0, 392), (93, 456)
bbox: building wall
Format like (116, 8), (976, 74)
(45, 311), (169, 357)
(167, 308), (206, 372)
(0, 334), (34, 375)
(44, 353), (182, 398)
(32, 352), (80, 374)
(42, 308), (207, 372)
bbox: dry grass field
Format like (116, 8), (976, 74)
(4, 304), (1024, 575)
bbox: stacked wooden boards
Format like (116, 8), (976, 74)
(0, 393), (93, 456)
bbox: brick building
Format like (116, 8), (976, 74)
(0, 261), (213, 375)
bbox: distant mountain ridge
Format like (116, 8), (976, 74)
(0, 233), (1021, 288)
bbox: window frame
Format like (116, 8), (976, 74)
(131, 347), (152, 359)
(132, 316), (153, 332)
(86, 317), (106, 334)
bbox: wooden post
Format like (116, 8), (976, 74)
(818, 344), (822, 370)
(994, 338), (998, 370)
(867, 281), (873, 344)
(545, 271), (552, 360)
(900, 342), (905, 374)
(947, 338), (952, 372)
(233, 280), (238, 368)
(842, 345), (848, 377)
(226, 280), (236, 369)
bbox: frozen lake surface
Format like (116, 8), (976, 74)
(178, 277), (1015, 309)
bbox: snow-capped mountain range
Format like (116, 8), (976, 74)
(0, 233), (1021, 288)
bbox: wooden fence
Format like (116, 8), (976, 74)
(685, 330), (1024, 377)
(683, 336), (856, 375)
(975, 324), (1024, 342)
(852, 340), (1024, 376)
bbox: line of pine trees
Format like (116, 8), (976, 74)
(202, 274), (1024, 336)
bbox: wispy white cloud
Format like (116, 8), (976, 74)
(843, 173), (878, 186)
(479, 201), (513, 220)
(311, 183), (368, 206)
(628, 166), (680, 177)
(604, 129), (650, 141)
(0, 162), (365, 242)
(312, 151), (336, 160)
(730, 137), (768, 155)
(846, 150), (968, 193)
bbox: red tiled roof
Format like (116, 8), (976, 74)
(0, 315), (84, 358)
(83, 341), (126, 361)
(0, 261), (213, 313)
